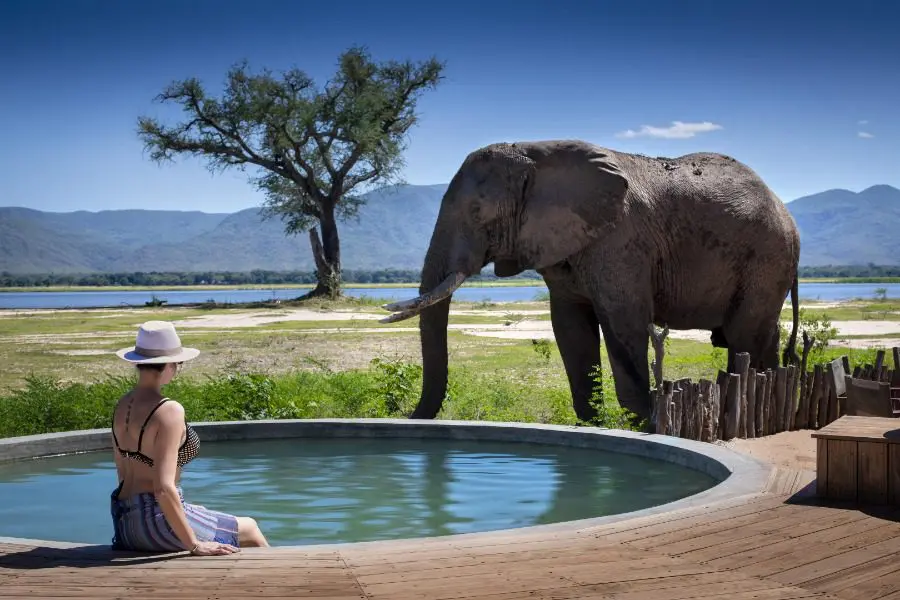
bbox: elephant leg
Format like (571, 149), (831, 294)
(549, 294), (601, 423)
(722, 306), (781, 372)
(596, 311), (653, 424)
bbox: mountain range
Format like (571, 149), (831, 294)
(1, 183), (898, 273)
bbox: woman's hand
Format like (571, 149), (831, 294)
(189, 541), (240, 556)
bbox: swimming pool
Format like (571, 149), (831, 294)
(0, 436), (717, 546)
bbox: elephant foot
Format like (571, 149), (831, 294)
(409, 404), (440, 419)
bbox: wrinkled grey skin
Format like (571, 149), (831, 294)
(407, 140), (801, 424)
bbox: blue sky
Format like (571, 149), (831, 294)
(1, 0), (897, 213)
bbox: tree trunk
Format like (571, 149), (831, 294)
(303, 205), (342, 299)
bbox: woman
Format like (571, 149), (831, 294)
(110, 320), (269, 555)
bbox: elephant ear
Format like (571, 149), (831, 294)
(516, 144), (629, 270)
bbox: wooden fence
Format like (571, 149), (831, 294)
(650, 327), (900, 442)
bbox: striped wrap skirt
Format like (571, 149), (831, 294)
(110, 482), (240, 552)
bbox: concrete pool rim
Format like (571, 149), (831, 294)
(0, 418), (777, 551)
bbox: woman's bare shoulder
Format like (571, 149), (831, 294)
(156, 398), (187, 421)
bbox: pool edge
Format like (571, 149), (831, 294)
(0, 418), (777, 551)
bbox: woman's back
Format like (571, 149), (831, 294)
(111, 389), (186, 497)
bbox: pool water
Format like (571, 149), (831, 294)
(0, 438), (717, 546)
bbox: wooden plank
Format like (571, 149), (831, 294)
(817, 437), (829, 497)
(676, 509), (872, 563)
(802, 552), (900, 598)
(8, 486), (900, 600)
(812, 415), (900, 442)
(890, 443), (900, 504)
(857, 441), (888, 504)
(826, 439), (858, 501)
(728, 519), (900, 578)
(766, 532), (900, 587)
(701, 513), (891, 571)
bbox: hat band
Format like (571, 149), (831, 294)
(135, 345), (183, 358)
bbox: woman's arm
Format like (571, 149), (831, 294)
(152, 401), (201, 551)
(151, 401), (238, 556)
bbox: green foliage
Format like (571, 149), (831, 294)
(581, 365), (645, 431)
(370, 357), (423, 414)
(531, 339), (553, 362)
(779, 308), (839, 364)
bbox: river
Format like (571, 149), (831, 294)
(0, 282), (896, 310)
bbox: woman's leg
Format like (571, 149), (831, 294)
(236, 516), (269, 547)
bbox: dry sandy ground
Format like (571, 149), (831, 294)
(166, 309), (900, 348)
(719, 430), (818, 472)
(5, 306), (899, 350)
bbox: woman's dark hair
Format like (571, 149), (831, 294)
(136, 363), (166, 372)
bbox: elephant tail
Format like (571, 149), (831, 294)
(782, 273), (800, 367)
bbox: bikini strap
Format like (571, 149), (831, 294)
(111, 416), (120, 449)
(136, 399), (171, 452)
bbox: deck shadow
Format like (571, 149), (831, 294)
(0, 544), (183, 569)
(782, 479), (900, 523)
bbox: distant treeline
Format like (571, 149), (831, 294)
(1, 265), (898, 288)
(0, 269), (544, 288)
(798, 265), (900, 279)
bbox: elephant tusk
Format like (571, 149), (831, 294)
(378, 308), (422, 324)
(382, 272), (467, 313)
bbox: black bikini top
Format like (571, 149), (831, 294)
(112, 398), (200, 468)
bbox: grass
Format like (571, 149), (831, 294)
(781, 304), (900, 323)
(1, 299), (898, 439)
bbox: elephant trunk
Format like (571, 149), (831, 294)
(409, 253), (457, 419)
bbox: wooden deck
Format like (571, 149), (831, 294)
(3, 468), (900, 599)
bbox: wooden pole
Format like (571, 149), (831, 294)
(700, 379), (718, 442)
(796, 332), (813, 429)
(648, 324), (669, 391)
(724, 373), (742, 440)
(672, 387), (683, 438)
(745, 367), (757, 439)
(784, 366), (797, 431)
(809, 365), (823, 429)
(774, 367), (788, 432)
(818, 366), (832, 428)
(758, 371), (770, 437)
(735, 352), (751, 438)
(875, 349), (886, 381)
(655, 381), (672, 435)
(762, 368), (771, 435)
(692, 382), (703, 441)
(716, 371), (729, 440)
(679, 380), (693, 440)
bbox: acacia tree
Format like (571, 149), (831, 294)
(137, 46), (445, 298)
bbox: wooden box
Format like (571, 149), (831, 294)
(812, 415), (900, 505)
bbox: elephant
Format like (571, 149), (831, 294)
(381, 140), (801, 426)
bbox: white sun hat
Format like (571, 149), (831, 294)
(115, 321), (200, 364)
